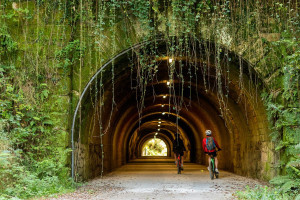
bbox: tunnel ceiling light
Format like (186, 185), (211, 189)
(158, 121), (161, 124)
(158, 129), (160, 131)
(161, 104), (165, 107)
(155, 132), (158, 135)
(169, 58), (173, 63)
(162, 112), (165, 115)
(163, 95), (167, 99)
(158, 124), (161, 127)
(167, 81), (170, 85)
(158, 118), (161, 120)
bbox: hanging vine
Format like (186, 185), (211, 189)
(0, 0), (299, 199)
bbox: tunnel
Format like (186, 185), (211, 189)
(71, 38), (274, 181)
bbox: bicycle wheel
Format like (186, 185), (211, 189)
(209, 161), (214, 180)
(212, 159), (219, 179)
(215, 171), (219, 179)
(177, 156), (181, 174)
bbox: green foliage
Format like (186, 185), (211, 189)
(0, 27), (17, 56)
(261, 36), (300, 195)
(235, 185), (297, 200)
(0, 158), (74, 199)
(0, 0), (299, 199)
(55, 40), (84, 74)
(0, 65), (75, 199)
(270, 175), (300, 193)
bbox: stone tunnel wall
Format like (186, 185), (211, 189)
(77, 50), (277, 181)
(69, 6), (280, 176)
(70, 11), (280, 182)
(2, 1), (288, 182)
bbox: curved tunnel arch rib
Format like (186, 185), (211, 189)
(127, 118), (191, 161)
(71, 38), (274, 181)
(108, 80), (233, 168)
(117, 98), (230, 169)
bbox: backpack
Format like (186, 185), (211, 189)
(206, 137), (216, 151)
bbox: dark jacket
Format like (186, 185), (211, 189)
(173, 138), (186, 153)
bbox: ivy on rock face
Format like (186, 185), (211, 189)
(0, 65), (75, 199)
(261, 37), (300, 195)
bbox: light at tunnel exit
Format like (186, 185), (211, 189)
(142, 138), (167, 156)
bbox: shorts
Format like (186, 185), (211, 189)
(206, 151), (217, 157)
(174, 151), (184, 156)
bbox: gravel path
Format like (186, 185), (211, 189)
(44, 163), (265, 200)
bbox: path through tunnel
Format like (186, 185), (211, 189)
(72, 39), (274, 181)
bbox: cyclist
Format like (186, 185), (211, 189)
(173, 134), (186, 170)
(202, 130), (221, 173)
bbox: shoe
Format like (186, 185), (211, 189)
(215, 169), (219, 173)
(181, 166), (184, 171)
(207, 167), (210, 171)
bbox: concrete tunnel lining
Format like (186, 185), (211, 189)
(72, 39), (273, 181)
(122, 96), (229, 163)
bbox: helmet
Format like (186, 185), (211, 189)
(205, 130), (212, 136)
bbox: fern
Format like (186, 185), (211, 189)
(270, 175), (299, 193)
(235, 185), (295, 200)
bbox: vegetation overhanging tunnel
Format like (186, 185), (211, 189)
(72, 39), (275, 181)
(1, 0), (299, 198)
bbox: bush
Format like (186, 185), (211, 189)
(0, 147), (75, 199)
(0, 65), (76, 199)
(235, 185), (298, 200)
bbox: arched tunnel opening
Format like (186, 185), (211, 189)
(141, 138), (168, 157)
(72, 39), (273, 181)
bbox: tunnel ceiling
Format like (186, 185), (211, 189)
(73, 39), (272, 180)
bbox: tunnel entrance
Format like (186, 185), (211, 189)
(141, 138), (168, 157)
(71, 39), (275, 181)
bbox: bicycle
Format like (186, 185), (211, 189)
(176, 153), (182, 174)
(208, 151), (219, 180)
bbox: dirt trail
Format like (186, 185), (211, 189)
(46, 163), (264, 200)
